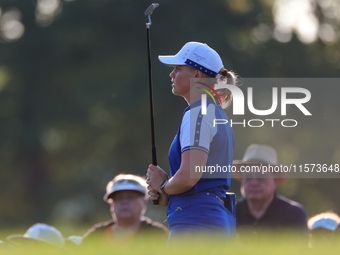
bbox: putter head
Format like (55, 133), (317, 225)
(144, 3), (159, 16)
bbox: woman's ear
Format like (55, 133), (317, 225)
(194, 70), (203, 78)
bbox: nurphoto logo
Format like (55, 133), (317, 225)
(199, 79), (312, 128)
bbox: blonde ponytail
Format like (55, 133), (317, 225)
(216, 68), (237, 109)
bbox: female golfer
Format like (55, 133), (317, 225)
(146, 42), (236, 241)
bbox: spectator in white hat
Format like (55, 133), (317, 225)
(308, 212), (340, 247)
(83, 174), (168, 243)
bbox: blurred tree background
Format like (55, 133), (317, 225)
(0, 0), (339, 231)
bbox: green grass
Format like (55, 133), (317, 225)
(1, 231), (340, 255)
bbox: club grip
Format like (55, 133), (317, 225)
(151, 148), (159, 205)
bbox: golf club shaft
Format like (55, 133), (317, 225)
(146, 25), (159, 205)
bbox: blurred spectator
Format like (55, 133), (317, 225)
(6, 223), (65, 248)
(83, 174), (168, 243)
(308, 212), (340, 247)
(233, 144), (308, 233)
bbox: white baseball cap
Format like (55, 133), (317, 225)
(103, 174), (147, 202)
(6, 223), (65, 248)
(310, 218), (339, 232)
(158, 41), (224, 78)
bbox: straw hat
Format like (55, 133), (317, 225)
(232, 144), (287, 181)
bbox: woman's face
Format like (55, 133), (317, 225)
(169, 65), (196, 98)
